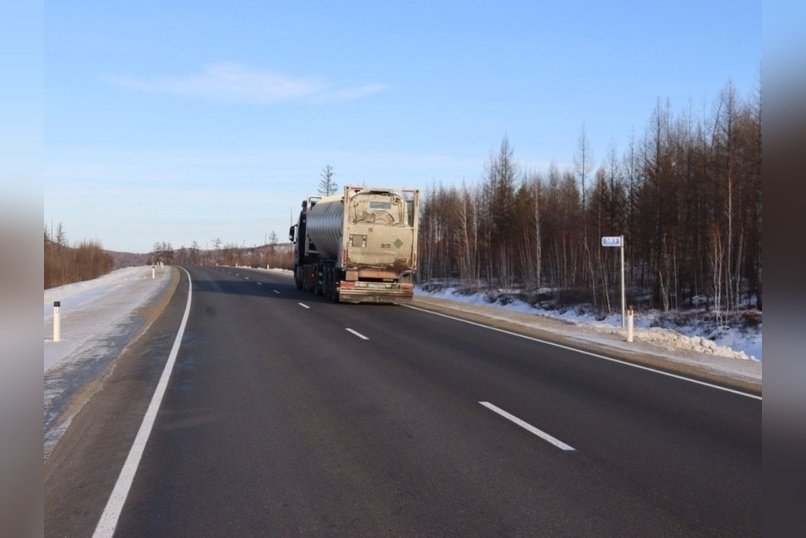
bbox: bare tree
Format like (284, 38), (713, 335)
(318, 164), (338, 195)
(576, 125), (597, 304)
(44, 223), (113, 288)
(575, 125), (592, 211)
(413, 80), (760, 316)
(484, 136), (519, 288)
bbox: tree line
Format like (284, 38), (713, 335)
(150, 237), (294, 269)
(44, 223), (114, 289)
(418, 81), (761, 315)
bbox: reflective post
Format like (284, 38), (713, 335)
(626, 307), (634, 343)
(53, 301), (61, 342)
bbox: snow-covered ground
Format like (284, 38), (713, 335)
(44, 266), (172, 371)
(43, 266), (173, 459)
(415, 286), (762, 362)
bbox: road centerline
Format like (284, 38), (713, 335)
(480, 401), (575, 451)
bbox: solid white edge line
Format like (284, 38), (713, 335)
(92, 267), (193, 538)
(298, 302), (310, 309)
(404, 305), (761, 401)
(480, 401), (575, 451)
(346, 328), (370, 340)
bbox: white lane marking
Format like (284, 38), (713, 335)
(404, 305), (761, 401)
(346, 328), (370, 340)
(272, 290), (281, 295)
(480, 401), (575, 451)
(298, 303), (310, 309)
(245, 276), (250, 280)
(93, 267), (194, 538)
(257, 282), (263, 286)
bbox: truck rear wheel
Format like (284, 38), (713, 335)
(326, 268), (339, 302)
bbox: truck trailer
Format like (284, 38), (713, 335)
(289, 185), (420, 304)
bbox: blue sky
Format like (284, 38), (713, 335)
(44, 1), (760, 253)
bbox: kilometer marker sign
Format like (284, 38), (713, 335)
(602, 235), (626, 330)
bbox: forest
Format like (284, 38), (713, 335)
(417, 82), (761, 317)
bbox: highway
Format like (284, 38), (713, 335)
(46, 266), (761, 536)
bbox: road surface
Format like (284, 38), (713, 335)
(45, 265), (761, 536)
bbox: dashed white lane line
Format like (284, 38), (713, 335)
(480, 401), (575, 451)
(93, 267), (194, 537)
(257, 282), (263, 286)
(346, 328), (370, 340)
(272, 290), (281, 295)
(298, 303), (310, 309)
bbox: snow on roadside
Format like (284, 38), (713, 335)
(44, 266), (172, 372)
(43, 266), (172, 459)
(416, 286), (762, 362)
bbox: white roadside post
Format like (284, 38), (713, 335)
(601, 235), (626, 330)
(152, 265), (156, 279)
(627, 307), (634, 342)
(53, 301), (61, 342)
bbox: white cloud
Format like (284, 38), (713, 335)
(101, 63), (387, 104)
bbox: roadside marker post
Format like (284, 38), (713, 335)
(53, 301), (61, 342)
(626, 307), (634, 342)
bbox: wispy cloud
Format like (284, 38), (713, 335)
(101, 63), (387, 104)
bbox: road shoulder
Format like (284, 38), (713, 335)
(410, 295), (762, 396)
(44, 267), (188, 537)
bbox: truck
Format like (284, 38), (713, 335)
(289, 185), (420, 304)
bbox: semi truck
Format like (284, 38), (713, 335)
(289, 185), (420, 304)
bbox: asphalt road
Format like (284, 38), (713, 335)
(49, 266), (761, 536)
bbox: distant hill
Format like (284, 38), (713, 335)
(107, 250), (151, 269)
